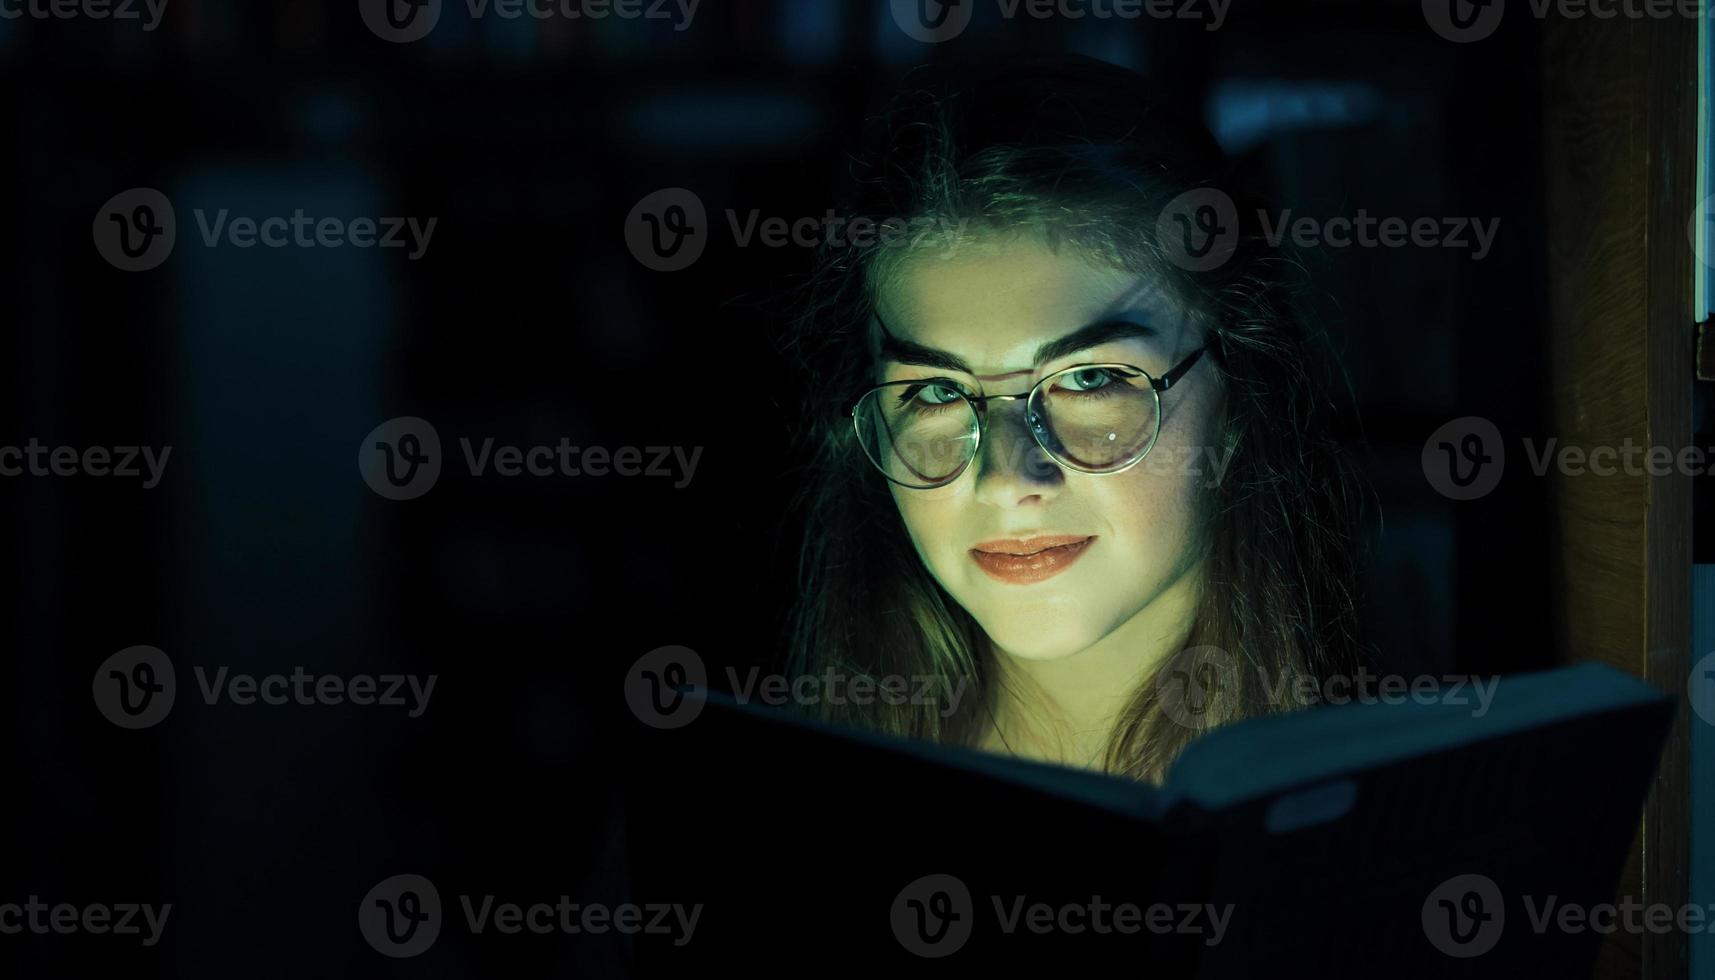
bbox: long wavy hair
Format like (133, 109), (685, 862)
(777, 56), (1369, 782)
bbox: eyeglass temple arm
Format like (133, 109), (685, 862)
(1152, 343), (1208, 392)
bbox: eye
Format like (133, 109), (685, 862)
(896, 380), (965, 408)
(1058, 367), (1120, 393)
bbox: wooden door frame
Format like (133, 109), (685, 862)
(1541, 9), (1695, 979)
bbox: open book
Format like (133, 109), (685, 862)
(620, 662), (1672, 977)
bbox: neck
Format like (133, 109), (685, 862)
(981, 559), (1204, 772)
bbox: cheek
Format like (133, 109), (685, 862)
(890, 484), (961, 566)
(1093, 463), (1203, 558)
(1099, 394), (1224, 553)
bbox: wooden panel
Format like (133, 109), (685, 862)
(1541, 10), (1695, 980)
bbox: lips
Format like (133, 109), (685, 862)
(968, 535), (1095, 585)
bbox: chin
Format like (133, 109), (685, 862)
(968, 607), (1109, 662)
(937, 562), (1126, 660)
(986, 634), (1094, 661)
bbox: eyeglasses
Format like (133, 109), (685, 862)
(849, 344), (1208, 490)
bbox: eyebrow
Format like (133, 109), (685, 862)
(874, 312), (1156, 378)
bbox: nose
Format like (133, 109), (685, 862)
(971, 398), (1063, 507)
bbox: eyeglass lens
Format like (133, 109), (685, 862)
(853, 366), (1159, 487)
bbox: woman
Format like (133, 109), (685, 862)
(779, 55), (1368, 783)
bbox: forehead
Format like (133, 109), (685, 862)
(872, 234), (1188, 373)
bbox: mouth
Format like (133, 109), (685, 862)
(968, 535), (1096, 585)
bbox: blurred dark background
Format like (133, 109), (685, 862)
(2, 0), (1577, 975)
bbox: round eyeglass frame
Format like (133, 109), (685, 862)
(848, 343), (1208, 490)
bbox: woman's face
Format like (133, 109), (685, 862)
(872, 233), (1225, 662)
